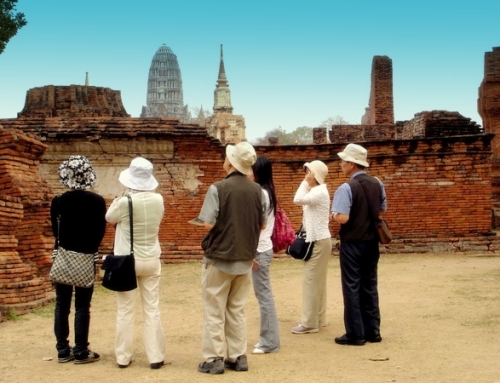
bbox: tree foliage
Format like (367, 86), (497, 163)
(318, 115), (349, 129)
(0, 0), (27, 55)
(251, 116), (349, 145)
(251, 126), (314, 145)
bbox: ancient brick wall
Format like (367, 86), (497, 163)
(257, 136), (493, 246)
(312, 128), (328, 144)
(478, 47), (500, 220)
(0, 127), (54, 314)
(0, 116), (495, 262)
(400, 111), (482, 139)
(328, 124), (395, 143)
(18, 86), (130, 118)
(2, 116), (228, 262)
(368, 56), (394, 125)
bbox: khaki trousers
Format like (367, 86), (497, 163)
(301, 237), (332, 328)
(201, 263), (251, 361)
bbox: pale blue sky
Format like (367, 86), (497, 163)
(1, 0), (499, 141)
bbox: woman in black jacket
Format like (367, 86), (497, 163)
(50, 155), (106, 364)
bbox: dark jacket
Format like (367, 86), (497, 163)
(50, 190), (107, 253)
(339, 173), (382, 242)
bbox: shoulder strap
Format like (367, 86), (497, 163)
(127, 195), (134, 256)
(55, 195), (62, 248)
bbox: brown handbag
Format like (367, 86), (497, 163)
(375, 217), (392, 244)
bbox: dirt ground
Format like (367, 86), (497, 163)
(1, 253), (499, 383)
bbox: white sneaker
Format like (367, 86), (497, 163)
(252, 347), (266, 354)
(291, 324), (319, 334)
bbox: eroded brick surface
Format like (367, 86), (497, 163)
(2, 45), (500, 314)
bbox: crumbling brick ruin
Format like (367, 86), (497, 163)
(368, 55), (394, 125)
(1, 47), (500, 318)
(479, 47), (500, 225)
(0, 129), (53, 316)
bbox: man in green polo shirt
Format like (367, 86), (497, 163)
(195, 142), (267, 374)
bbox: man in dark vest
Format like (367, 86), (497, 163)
(331, 143), (387, 346)
(195, 142), (266, 374)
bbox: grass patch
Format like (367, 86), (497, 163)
(5, 310), (24, 321)
(32, 304), (54, 318)
(461, 314), (500, 327)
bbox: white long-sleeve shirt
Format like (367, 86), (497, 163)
(293, 181), (331, 243)
(257, 189), (275, 253)
(105, 192), (164, 259)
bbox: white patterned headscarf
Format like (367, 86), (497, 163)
(58, 155), (96, 190)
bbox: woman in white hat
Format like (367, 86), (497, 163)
(290, 160), (332, 334)
(105, 157), (166, 370)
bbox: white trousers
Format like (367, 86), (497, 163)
(115, 258), (165, 365)
(201, 263), (251, 362)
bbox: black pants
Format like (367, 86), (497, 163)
(339, 239), (380, 339)
(54, 283), (94, 354)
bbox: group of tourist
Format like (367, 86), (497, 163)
(50, 140), (387, 374)
(51, 155), (166, 368)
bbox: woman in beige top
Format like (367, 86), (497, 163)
(105, 157), (165, 370)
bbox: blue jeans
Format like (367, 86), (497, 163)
(54, 283), (94, 354)
(252, 249), (280, 352)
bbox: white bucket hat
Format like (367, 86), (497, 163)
(303, 160), (328, 185)
(226, 142), (257, 175)
(119, 157), (158, 191)
(337, 143), (370, 167)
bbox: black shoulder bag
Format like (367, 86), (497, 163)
(101, 195), (138, 291)
(286, 224), (314, 261)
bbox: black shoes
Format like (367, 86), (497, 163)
(224, 355), (248, 371)
(334, 334), (366, 346)
(335, 331), (382, 345)
(74, 350), (100, 364)
(150, 361), (164, 369)
(57, 348), (75, 363)
(366, 330), (383, 343)
(198, 357), (224, 374)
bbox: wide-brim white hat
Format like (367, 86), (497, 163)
(304, 160), (328, 185)
(226, 142), (257, 175)
(119, 157), (158, 191)
(337, 143), (370, 167)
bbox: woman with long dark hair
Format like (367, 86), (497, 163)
(248, 156), (280, 354)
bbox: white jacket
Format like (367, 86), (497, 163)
(293, 181), (331, 242)
(105, 192), (164, 259)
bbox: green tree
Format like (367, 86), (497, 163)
(0, 0), (27, 55)
(252, 126), (314, 145)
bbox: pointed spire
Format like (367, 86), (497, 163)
(197, 104), (205, 119)
(213, 44), (233, 113)
(217, 44), (228, 87)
